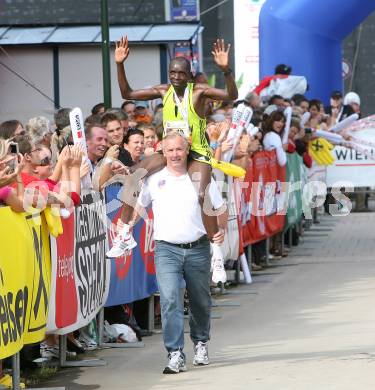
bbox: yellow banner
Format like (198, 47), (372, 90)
(0, 207), (51, 359)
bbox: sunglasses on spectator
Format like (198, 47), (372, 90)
(36, 156), (52, 166)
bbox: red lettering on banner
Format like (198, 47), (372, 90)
(55, 214), (78, 328)
(241, 150), (286, 245)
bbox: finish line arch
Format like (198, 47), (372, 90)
(259, 0), (375, 102)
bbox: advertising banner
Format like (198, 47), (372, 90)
(47, 191), (110, 334)
(241, 150), (286, 245)
(0, 208), (51, 359)
(285, 153), (303, 229)
(104, 184), (158, 307)
(171, 0), (198, 21)
(327, 128), (375, 187)
(234, 0), (267, 98)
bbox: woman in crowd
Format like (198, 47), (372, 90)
(26, 116), (53, 148)
(0, 119), (25, 139)
(0, 139), (25, 212)
(138, 123), (157, 156)
(307, 99), (328, 130)
(262, 110), (287, 167)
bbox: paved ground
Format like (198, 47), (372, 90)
(44, 212), (375, 390)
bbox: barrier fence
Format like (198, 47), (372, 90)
(0, 149), (316, 388)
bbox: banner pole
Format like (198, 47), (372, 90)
(11, 350), (66, 390)
(235, 255), (241, 284)
(11, 353), (20, 390)
(147, 295), (155, 333)
(59, 334), (107, 367)
(98, 308), (144, 349)
(98, 308), (104, 346)
(265, 238), (270, 266)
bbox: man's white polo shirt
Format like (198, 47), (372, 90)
(138, 167), (224, 244)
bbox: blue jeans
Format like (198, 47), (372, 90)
(154, 239), (211, 353)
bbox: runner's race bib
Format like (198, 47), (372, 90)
(164, 120), (192, 143)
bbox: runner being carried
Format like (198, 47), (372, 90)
(107, 36), (238, 257)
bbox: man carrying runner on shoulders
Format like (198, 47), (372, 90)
(107, 36), (238, 272)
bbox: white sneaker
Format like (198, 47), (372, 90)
(78, 334), (98, 351)
(211, 244), (227, 284)
(106, 222), (137, 258)
(163, 350), (187, 374)
(193, 341), (209, 366)
(40, 342), (76, 360)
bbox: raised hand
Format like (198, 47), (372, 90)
(115, 36), (130, 64)
(211, 39), (231, 71)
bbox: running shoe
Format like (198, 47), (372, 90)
(211, 244), (227, 284)
(193, 341), (210, 366)
(106, 221), (137, 258)
(163, 350), (187, 374)
(40, 342), (76, 360)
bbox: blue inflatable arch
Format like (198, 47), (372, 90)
(259, 0), (375, 102)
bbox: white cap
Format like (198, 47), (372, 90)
(344, 92), (360, 106)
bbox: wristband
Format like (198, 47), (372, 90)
(223, 68), (232, 76)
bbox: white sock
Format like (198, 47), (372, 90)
(211, 242), (223, 259)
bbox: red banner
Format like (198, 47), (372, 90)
(241, 150), (287, 245)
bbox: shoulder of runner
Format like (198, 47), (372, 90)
(156, 84), (170, 97)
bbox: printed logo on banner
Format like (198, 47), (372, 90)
(0, 268), (28, 349)
(55, 214), (77, 328)
(75, 192), (107, 319)
(27, 221), (49, 333)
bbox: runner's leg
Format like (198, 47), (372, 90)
(120, 152), (166, 223)
(187, 160), (218, 240)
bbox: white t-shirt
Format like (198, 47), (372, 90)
(263, 131), (287, 166)
(138, 167), (224, 244)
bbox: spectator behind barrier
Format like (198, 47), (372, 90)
(124, 128), (145, 164)
(138, 123), (157, 156)
(121, 101), (137, 127)
(0, 138), (25, 212)
(262, 110), (287, 166)
(54, 108), (71, 133)
(26, 116), (53, 148)
(326, 90), (355, 126)
(105, 108), (129, 134)
(92, 102), (106, 116)
(97, 113), (133, 191)
(0, 119), (25, 139)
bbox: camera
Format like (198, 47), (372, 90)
(9, 142), (19, 154)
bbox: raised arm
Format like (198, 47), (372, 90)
(202, 39), (238, 101)
(116, 36), (166, 100)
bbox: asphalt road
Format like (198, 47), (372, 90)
(44, 212), (375, 390)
